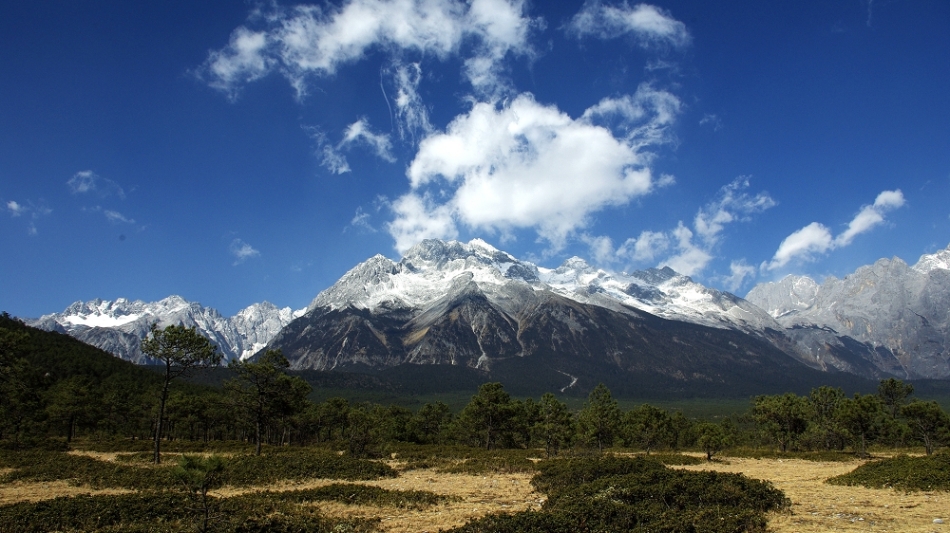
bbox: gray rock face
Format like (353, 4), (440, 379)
(747, 245), (950, 379)
(26, 297), (305, 363)
(266, 239), (793, 377)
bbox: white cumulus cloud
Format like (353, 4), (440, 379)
(388, 85), (679, 253)
(585, 179), (773, 279)
(764, 189), (905, 271)
(200, 0), (538, 99)
(567, 1), (690, 48)
(386, 193), (458, 252)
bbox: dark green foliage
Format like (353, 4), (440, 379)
(902, 400), (950, 455)
(0, 492), (192, 533)
(391, 444), (542, 474)
(695, 422), (732, 460)
(142, 324), (222, 464)
(531, 393), (574, 457)
(837, 393), (886, 457)
(723, 448), (857, 462)
(0, 449), (177, 489)
(175, 455), (226, 533)
(0, 448), (395, 490)
(440, 510), (578, 533)
(0, 491), (376, 533)
(648, 452), (704, 466)
(577, 383), (622, 453)
(226, 349), (311, 456)
(531, 455), (668, 494)
(220, 449), (396, 485)
(622, 403), (673, 453)
(449, 455), (789, 533)
(248, 483), (453, 509)
(438, 454), (538, 475)
(456, 382), (519, 449)
(751, 393), (810, 452)
(827, 452), (950, 491)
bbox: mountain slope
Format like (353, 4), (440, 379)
(747, 245), (950, 379)
(263, 239), (849, 395)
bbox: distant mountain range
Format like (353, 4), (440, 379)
(24, 239), (950, 389)
(746, 245), (950, 380)
(28, 296), (304, 364)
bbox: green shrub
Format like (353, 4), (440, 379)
(246, 483), (453, 509)
(438, 455), (537, 475)
(0, 492), (191, 533)
(441, 510), (578, 533)
(531, 455), (667, 494)
(724, 448), (857, 462)
(646, 453), (704, 466)
(447, 455), (789, 533)
(0, 450), (177, 489)
(827, 452), (950, 491)
(0, 491), (381, 533)
(221, 450), (395, 486)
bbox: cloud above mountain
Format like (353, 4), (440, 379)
(387, 86), (680, 252)
(764, 189), (905, 270)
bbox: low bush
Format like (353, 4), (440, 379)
(724, 448), (857, 462)
(531, 455), (667, 494)
(0, 490), (380, 533)
(0, 448), (395, 490)
(393, 445), (542, 473)
(0, 450), (177, 490)
(445, 455), (790, 533)
(221, 450), (396, 486)
(438, 455), (537, 475)
(827, 452), (950, 491)
(645, 453), (704, 466)
(247, 483), (453, 509)
(0, 492), (191, 533)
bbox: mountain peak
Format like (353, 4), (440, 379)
(914, 244), (950, 273)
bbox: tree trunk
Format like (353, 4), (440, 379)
(154, 369), (171, 464)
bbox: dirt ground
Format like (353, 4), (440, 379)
(680, 457), (948, 533)
(2, 456), (948, 532)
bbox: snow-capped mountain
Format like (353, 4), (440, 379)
(747, 244), (950, 379)
(309, 238), (779, 334)
(262, 239), (831, 395)
(28, 296), (305, 364)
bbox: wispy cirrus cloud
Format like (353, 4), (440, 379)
(4, 199), (52, 235)
(67, 170), (126, 199)
(384, 61), (433, 143)
(566, 1), (690, 48)
(200, 0), (539, 100)
(309, 118), (394, 174)
(763, 189), (905, 271)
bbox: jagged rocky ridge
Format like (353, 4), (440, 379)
(28, 296), (305, 364)
(747, 245), (950, 380)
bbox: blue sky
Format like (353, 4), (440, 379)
(2, 0), (949, 318)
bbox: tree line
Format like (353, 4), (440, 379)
(2, 316), (949, 459)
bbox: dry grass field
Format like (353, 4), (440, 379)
(1, 454), (948, 532)
(681, 457), (947, 533)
